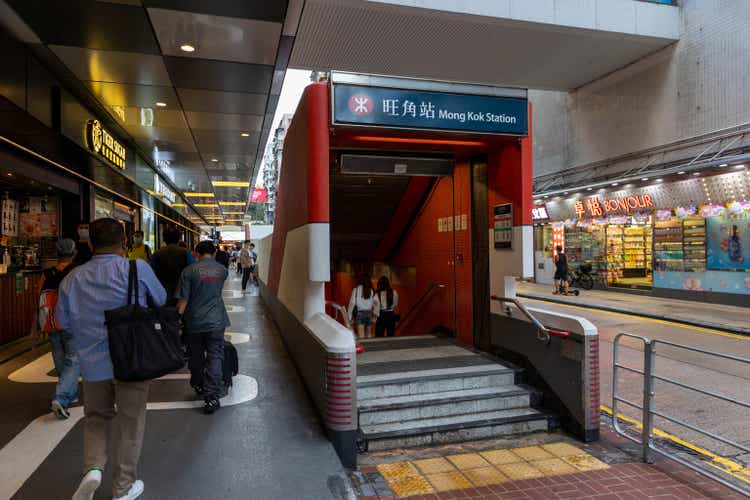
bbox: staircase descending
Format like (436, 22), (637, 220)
(357, 335), (553, 451)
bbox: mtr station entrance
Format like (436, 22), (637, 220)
(259, 73), (599, 467)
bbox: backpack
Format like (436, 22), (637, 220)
(38, 264), (76, 334)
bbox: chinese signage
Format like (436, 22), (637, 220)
(85, 119), (126, 169)
(493, 203), (513, 249)
(333, 84), (528, 135)
(251, 188), (268, 203)
(1, 199), (18, 237)
(575, 194), (654, 218)
(154, 174), (176, 204)
(531, 204), (550, 222)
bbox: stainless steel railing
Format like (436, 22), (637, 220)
(490, 295), (570, 343)
(612, 333), (750, 496)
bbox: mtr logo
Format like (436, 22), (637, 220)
(348, 94), (373, 115)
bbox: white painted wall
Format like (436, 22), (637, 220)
(255, 234), (272, 284)
(489, 226), (534, 298)
(533, 0), (750, 178)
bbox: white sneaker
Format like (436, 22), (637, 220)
(51, 400), (70, 420)
(71, 469), (102, 500)
(113, 479), (144, 500)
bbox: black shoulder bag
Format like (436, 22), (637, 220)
(105, 260), (184, 381)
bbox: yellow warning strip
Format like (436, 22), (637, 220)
(523, 298), (749, 341)
(601, 404), (750, 485)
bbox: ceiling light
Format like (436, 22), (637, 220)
(720, 163), (729, 167)
(611, 182), (618, 186)
(171, 203), (186, 207)
(692, 172), (701, 176)
(184, 193), (215, 198)
(641, 178), (648, 181)
(223, 211), (244, 215)
(678, 171), (686, 175)
(218, 201), (245, 206)
(586, 187), (592, 191)
(194, 203), (219, 208)
(211, 181), (250, 187)
(656, 178), (663, 182)
(155, 102), (167, 107)
(211, 158), (218, 162)
(240, 132), (250, 137)
(563, 191), (568, 195)
(180, 44), (195, 53)
(543, 195), (549, 199)
(6, 172), (12, 177)
(734, 164), (746, 169)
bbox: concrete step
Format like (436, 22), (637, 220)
(359, 386), (534, 426)
(357, 364), (515, 400)
(361, 407), (552, 451)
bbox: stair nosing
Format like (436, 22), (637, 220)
(357, 366), (515, 388)
(362, 411), (551, 439)
(358, 387), (533, 412)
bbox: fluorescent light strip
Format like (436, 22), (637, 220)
(194, 203), (219, 208)
(184, 192), (215, 198)
(211, 181), (250, 187)
(218, 201), (245, 206)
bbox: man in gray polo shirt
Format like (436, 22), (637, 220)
(175, 240), (230, 414)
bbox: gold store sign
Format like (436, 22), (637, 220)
(85, 119), (126, 169)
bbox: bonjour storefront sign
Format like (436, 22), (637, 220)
(85, 119), (126, 169)
(575, 193), (654, 218)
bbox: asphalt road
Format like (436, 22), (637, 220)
(520, 297), (750, 467)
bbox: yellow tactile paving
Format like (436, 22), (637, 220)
(542, 442), (586, 458)
(511, 445), (555, 461)
(413, 457), (456, 475)
(387, 474), (435, 497)
(464, 466), (509, 486)
(479, 448), (524, 465)
(425, 471), (473, 492)
(446, 453), (492, 470)
(563, 454), (610, 472)
(531, 457), (578, 476)
(377, 462), (420, 481)
(377, 442), (610, 497)
(497, 461), (545, 480)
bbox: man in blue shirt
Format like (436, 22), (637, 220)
(176, 240), (230, 414)
(57, 218), (166, 500)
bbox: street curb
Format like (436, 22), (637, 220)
(517, 293), (750, 337)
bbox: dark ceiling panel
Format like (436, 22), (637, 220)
(192, 130), (260, 155)
(176, 88), (267, 115)
(142, 0), (288, 23)
(165, 57), (273, 93)
(7, 0), (160, 53)
(51, 46), (172, 85)
(184, 111), (263, 132)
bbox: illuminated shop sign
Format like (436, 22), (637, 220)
(85, 120), (126, 169)
(531, 205), (549, 222)
(575, 194), (654, 218)
(153, 174), (176, 204)
(333, 84), (528, 135)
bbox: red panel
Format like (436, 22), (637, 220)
(373, 176), (433, 261)
(268, 83), (330, 294)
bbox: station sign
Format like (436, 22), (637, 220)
(85, 119), (126, 169)
(333, 84), (528, 136)
(531, 204), (550, 222)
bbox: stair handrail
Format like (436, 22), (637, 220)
(326, 301), (353, 331)
(396, 283), (447, 333)
(490, 295), (570, 343)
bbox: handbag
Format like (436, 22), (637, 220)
(105, 260), (184, 381)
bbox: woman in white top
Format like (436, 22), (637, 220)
(348, 274), (379, 339)
(375, 276), (399, 338)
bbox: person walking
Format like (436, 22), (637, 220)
(126, 230), (151, 262)
(553, 245), (569, 295)
(375, 276), (399, 338)
(215, 244), (230, 269)
(239, 240), (256, 291)
(150, 226), (194, 305)
(348, 274), (379, 339)
(73, 222), (93, 266)
(57, 218), (167, 500)
(248, 242), (258, 286)
(33, 239), (80, 419)
(175, 241), (230, 414)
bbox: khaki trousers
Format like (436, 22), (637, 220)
(82, 379), (150, 497)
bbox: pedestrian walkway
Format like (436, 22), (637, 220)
(516, 282), (750, 336)
(0, 273), (353, 500)
(351, 424), (747, 499)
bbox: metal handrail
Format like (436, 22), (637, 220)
(490, 295), (571, 342)
(396, 283), (447, 332)
(611, 332), (750, 496)
(326, 301), (353, 331)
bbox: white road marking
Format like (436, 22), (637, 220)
(0, 375), (258, 499)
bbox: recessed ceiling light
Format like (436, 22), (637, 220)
(692, 172), (701, 176)
(211, 158), (218, 162)
(586, 187), (593, 191)
(240, 132), (250, 137)
(656, 178), (663, 182)
(180, 44), (195, 53)
(641, 177), (648, 181)
(611, 182), (618, 186)
(6, 172), (12, 177)
(563, 191), (568, 195)
(155, 102), (167, 107)
(720, 163), (729, 167)
(543, 195), (549, 199)
(734, 164), (746, 169)
(678, 171), (686, 175)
